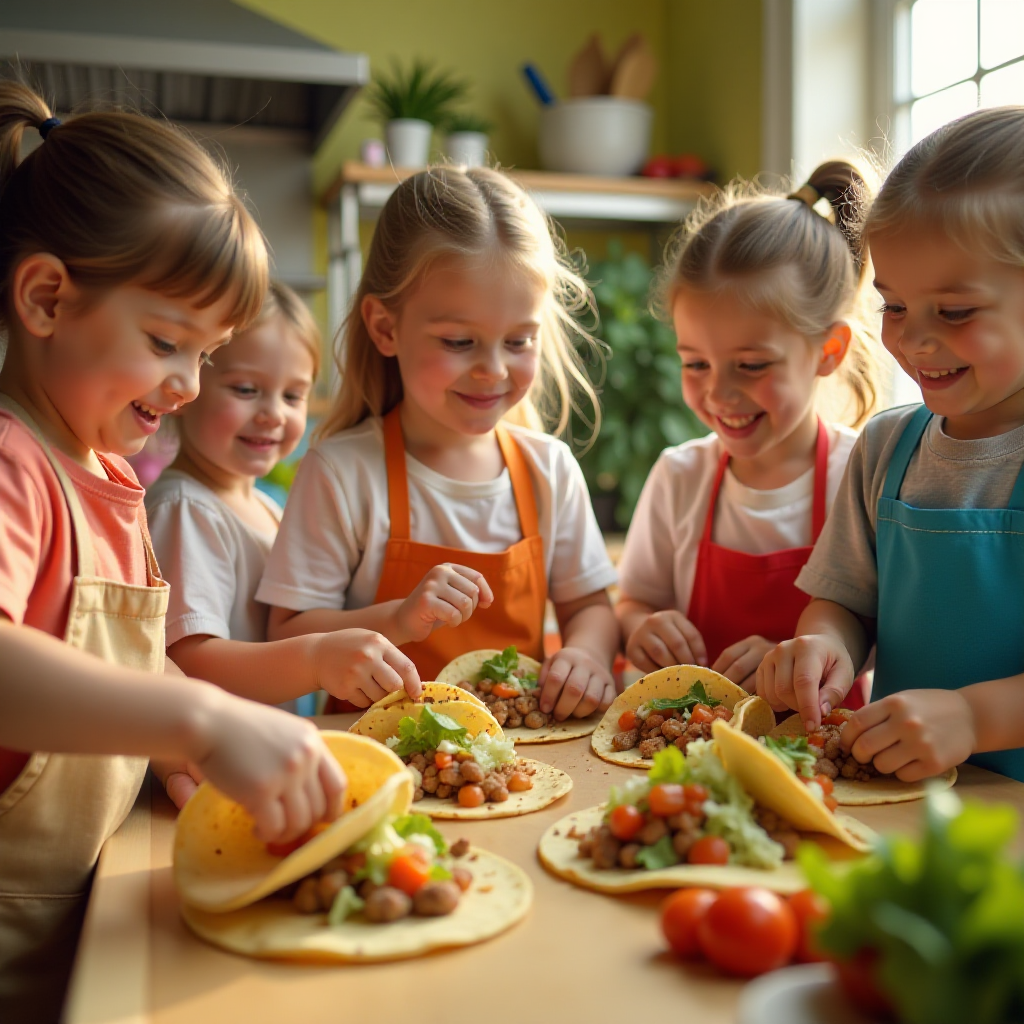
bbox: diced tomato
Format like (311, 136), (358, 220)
(807, 733), (826, 748)
(824, 795), (839, 812)
(823, 711), (848, 726)
(815, 774), (834, 796)
(387, 849), (432, 895)
(648, 783), (687, 817)
(690, 704), (713, 724)
(618, 709), (638, 731)
(661, 888), (718, 958)
(788, 889), (829, 963)
(434, 752), (453, 770)
(459, 784), (485, 808)
(687, 835), (730, 865)
(608, 803), (644, 841)
(492, 683), (520, 699)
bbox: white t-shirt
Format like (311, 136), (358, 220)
(617, 425), (858, 614)
(146, 469), (283, 647)
(256, 418), (617, 613)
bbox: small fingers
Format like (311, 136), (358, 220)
(447, 564), (493, 608)
(384, 645), (421, 699)
(553, 663), (592, 721)
(572, 673), (607, 719)
(538, 654), (570, 714)
(320, 756), (346, 821)
(675, 617), (708, 667)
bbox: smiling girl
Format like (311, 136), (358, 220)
(616, 161), (878, 692)
(258, 167), (620, 721)
(758, 108), (1024, 783)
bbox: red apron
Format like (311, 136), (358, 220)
(325, 407), (548, 710)
(686, 420), (866, 708)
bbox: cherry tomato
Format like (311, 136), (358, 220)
(387, 850), (431, 895)
(683, 783), (709, 817)
(815, 774), (834, 796)
(435, 752), (453, 770)
(697, 887), (798, 976)
(824, 795), (839, 812)
(648, 783), (687, 817)
(458, 784), (485, 808)
(660, 888), (718, 958)
(834, 948), (895, 1016)
(642, 154), (675, 178)
(788, 889), (829, 963)
(608, 803), (644, 841)
(672, 153), (710, 178)
(690, 704), (714, 724)
(492, 683), (521, 700)
(618, 709), (639, 731)
(687, 835), (730, 865)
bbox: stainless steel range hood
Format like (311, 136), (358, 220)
(0, 0), (368, 149)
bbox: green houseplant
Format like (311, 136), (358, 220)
(571, 241), (707, 530)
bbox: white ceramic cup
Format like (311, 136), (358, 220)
(538, 98), (652, 176)
(444, 131), (488, 168)
(384, 118), (432, 167)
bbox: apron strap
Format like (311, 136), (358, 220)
(0, 394), (96, 578)
(495, 425), (541, 539)
(881, 405), (932, 501)
(382, 407), (412, 540)
(701, 448), (731, 546)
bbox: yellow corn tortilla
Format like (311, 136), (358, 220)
(539, 804), (873, 896)
(591, 665), (753, 769)
(770, 713), (958, 805)
(352, 697), (573, 819)
(350, 689), (498, 744)
(175, 733), (410, 913)
(181, 846), (532, 963)
(363, 681), (489, 714)
(437, 648), (599, 744)
(731, 695), (776, 737)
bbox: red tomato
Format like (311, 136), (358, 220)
(697, 887), (798, 976)
(660, 888), (718, 958)
(648, 783), (687, 817)
(434, 752), (453, 770)
(687, 835), (730, 865)
(683, 783), (709, 805)
(492, 683), (521, 700)
(808, 733), (826, 748)
(387, 850), (431, 895)
(608, 803), (644, 841)
(824, 795), (839, 812)
(458, 784), (485, 808)
(690, 704), (714, 724)
(642, 155), (675, 178)
(815, 774), (835, 796)
(672, 153), (710, 178)
(823, 711), (849, 726)
(834, 948), (895, 1017)
(618, 709), (639, 731)
(788, 889), (829, 963)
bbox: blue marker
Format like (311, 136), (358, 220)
(521, 63), (556, 106)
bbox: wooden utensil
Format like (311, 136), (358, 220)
(568, 33), (610, 97)
(609, 33), (657, 101)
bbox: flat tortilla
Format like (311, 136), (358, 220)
(181, 847), (532, 963)
(731, 695), (776, 737)
(175, 733), (410, 913)
(539, 804), (873, 895)
(437, 648), (598, 744)
(591, 665), (752, 769)
(362, 681), (489, 715)
(770, 713), (957, 805)
(349, 695), (502, 744)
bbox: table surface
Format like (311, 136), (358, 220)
(66, 716), (1024, 1024)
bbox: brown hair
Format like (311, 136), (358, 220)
(0, 80), (267, 333)
(865, 105), (1024, 269)
(658, 160), (879, 428)
(249, 280), (322, 377)
(317, 165), (601, 442)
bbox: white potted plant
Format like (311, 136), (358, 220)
(367, 60), (468, 168)
(441, 113), (493, 168)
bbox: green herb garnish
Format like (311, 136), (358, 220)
(390, 705), (469, 757)
(481, 646), (520, 684)
(327, 885), (364, 926)
(393, 813), (448, 855)
(634, 835), (681, 870)
(646, 681), (722, 714)
(765, 735), (818, 779)
(647, 744), (690, 786)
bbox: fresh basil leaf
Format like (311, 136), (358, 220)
(393, 813), (448, 856)
(327, 885), (364, 926)
(647, 681), (723, 714)
(391, 705), (470, 756)
(481, 646), (519, 683)
(519, 673), (539, 690)
(634, 834), (680, 870)
(765, 735), (818, 778)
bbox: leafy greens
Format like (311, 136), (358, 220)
(645, 681), (722, 713)
(480, 646), (538, 689)
(387, 705), (469, 757)
(765, 735), (818, 778)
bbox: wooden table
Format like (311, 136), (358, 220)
(65, 716), (1024, 1024)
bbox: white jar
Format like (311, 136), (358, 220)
(384, 118), (432, 167)
(444, 131), (488, 168)
(538, 98), (652, 176)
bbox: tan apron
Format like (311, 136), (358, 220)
(0, 396), (168, 1024)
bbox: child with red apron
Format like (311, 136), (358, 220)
(617, 160), (878, 701)
(259, 167), (619, 720)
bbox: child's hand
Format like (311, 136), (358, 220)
(313, 628), (420, 708)
(537, 647), (615, 720)
(840, 690), (975, 781)
(712, 635), (776, 692)
(152, 759), (204, 810)
(625, 610), (708, 672)
(756, 634), (855, 731)
(394, 564), (494, 644)
(193, 692), (346, 843)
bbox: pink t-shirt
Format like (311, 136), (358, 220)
(0, 411), (151, 795)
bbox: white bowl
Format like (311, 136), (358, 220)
(538, 98), (652, 176)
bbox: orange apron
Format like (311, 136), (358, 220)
(327, 406), (547, 707)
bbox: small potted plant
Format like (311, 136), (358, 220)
(441, 112), (494, 168)
(366, 60), (468, 168)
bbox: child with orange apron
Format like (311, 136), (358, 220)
(617, 160), (879, 700)
(259, 167), (619, 720)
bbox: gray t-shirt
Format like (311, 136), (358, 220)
(797, 404), (1024, 618)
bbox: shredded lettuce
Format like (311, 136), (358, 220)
(635, 835), (680, 870)
(393, 813), (447, 856)
(469, 731), (516, 771)
(765, 735), (818, 778)
(606, 775), (652, 812)
(647, 744), (690, 786)
(327, 885), (364, 926)
(429, 863), (453, 882)
(390, 705), (470, 757)
(349, 820), (405, 884)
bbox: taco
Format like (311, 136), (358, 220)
(436, 646), (598, 743)
(591, 665), (764, 769)
(351, 696), (572, 819)
(539, 720), (874, 896)
(175, 732), (532, 962)
(768, 709), (957, 805)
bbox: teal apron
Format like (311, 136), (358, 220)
(874, 404), (1024, 780)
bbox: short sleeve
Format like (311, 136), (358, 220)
(147, 494), (239, 645)
(796, 430), (880, 618)
(546, 445), (617, 604)
(616, 453), (678, 609)
(256, 449), (362, 611)
(0, 449), (48, 625)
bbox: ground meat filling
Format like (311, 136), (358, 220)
(612, 703), (734, 756)
(406, 748), (535, 804)
(459, 673), (555, 730)
(808, 708), (879, 783)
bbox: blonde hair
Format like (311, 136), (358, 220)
(865, 105), (1024, 270)
(250, 280), (322, 377)
(317, 166), (601, 442)
(657, 160), (879, 429)
(0, 80), (267, 332)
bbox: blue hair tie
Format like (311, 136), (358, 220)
(38, 117), (61, 140)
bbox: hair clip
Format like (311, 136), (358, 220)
(38, 117), (62, 140)
(787, 184), (820, 209)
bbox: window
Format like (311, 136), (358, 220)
(893, 0), (1024, 153)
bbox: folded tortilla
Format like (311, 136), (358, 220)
(770, 712), (957, 805)
(591, 665), (756, 768)
(437, 649), (598, 744)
